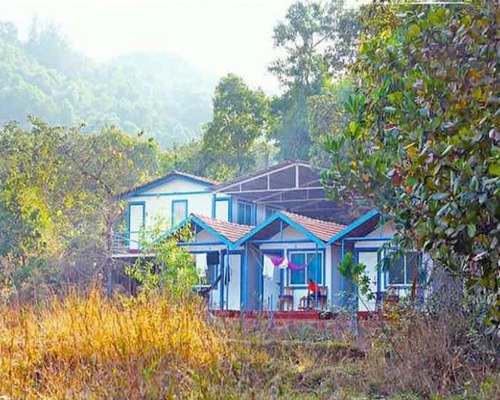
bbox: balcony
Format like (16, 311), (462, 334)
(111, 231), (155, 259)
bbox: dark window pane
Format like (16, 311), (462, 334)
(307, 253), (322, 284)
(238, 202), (253, 225)
(387, 253), (405, 284)
(405, 252), (420, 284)
(290, 253), (306, 285)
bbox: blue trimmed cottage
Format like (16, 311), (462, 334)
(114, 161), (422, 312)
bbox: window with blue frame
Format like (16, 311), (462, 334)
(214, 197), (231, 221)
(384, 251), (421, 287)
(288, 251), (323, 286)
(171, 199), (188, 227)
(237, 201), (254, 225)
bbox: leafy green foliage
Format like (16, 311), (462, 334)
(308, 78), (354, 166)
(338, 252), (372, 305)
(269, 0), (359, 160)
(322, 1), (499, 324)
(200, 74), (275, 180)
(0, 118), (162, 297)
(126, 226), (197, 297)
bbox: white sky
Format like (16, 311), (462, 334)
(1, 0), (363, 94)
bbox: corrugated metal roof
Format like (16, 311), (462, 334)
(212, 160), (310, 192)
(192, 214), (254, 243)
(281, 211), (346, 242)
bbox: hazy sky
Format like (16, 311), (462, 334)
(1, 0), (362, 94)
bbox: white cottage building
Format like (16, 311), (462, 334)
(114, 161), (422, 313)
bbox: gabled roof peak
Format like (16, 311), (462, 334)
(187, 214), (254, 245)
(276, 211), (346, 242)
(118, 170), (216, 199)
(234, 210), (346, 248)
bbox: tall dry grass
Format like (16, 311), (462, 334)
(0, 290), (225, 399)
(0, 289), (498, 399)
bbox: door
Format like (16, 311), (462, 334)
(261, 251), (283, 311)
(128, 203), (145, 251)
(357, 251), (379, 311)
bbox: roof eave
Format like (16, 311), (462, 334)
(118, 172), (214, 199)
(155, 214), (235, 247)
(327, 209), (380, 245)
(212, 160), (312, 193)
(233, 211), (326, 249)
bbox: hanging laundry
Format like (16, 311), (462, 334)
(287, 261), (306, 270)
(263, 256), (275, 279)
(279, 257), (289, 269)
(270, 255), (285, 267)
(267, 255), (288, 269)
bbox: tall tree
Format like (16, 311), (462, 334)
(0, 118), (161, 298)
(200, 74), (274, 180)
(308, 77), (354, 167)
(323, 1), (498, 324)
(269, 0), (359, 160)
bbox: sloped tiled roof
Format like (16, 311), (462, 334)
(281, 211), (346, 242)
(192, 214), (254, 243)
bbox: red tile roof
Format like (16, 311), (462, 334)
(192, 214), (254, 243)
(281, 211), (346, 242)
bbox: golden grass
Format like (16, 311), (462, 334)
(0, 290), (225, 399)
(0, 290), (497, 399)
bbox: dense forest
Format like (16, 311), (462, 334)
(0, 0), (360, 172)
(0, 19), (214, 148)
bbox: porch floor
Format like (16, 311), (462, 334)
(212, 310), (380, 321)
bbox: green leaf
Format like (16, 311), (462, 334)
(407, 24), (421, 39)
(348, 121), (358, 135)
(467, 224), (477, 238)
(488, 162), (500, 176)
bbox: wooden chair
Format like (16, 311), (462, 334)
(302, 287), (328, 310)
(318, 286), (328, 310)
(279, 287), (294, 311)
(298, 296), (309, 310)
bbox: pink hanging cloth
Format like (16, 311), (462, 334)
(287, 261), (306, 270)
(270, 256), (285, 267)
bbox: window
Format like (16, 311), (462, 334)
(288, 251), (323, 286)
(214, 198), (231, 222)
(265, 206), (278, 219)
(171, 199), (188, 227)
(385, 251), (421, 286)
(237, 201), (254, 225)
(127, 202), (145, 250)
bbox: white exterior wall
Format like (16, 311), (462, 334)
(354, 222), (396, 311)
(125, 178), (213, 234)
(225, 254), (241, 310)
(354, 222), (395, 249)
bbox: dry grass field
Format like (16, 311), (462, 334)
(0, 290), (498, 399)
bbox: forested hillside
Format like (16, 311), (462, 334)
(0, 20), (214, 147)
